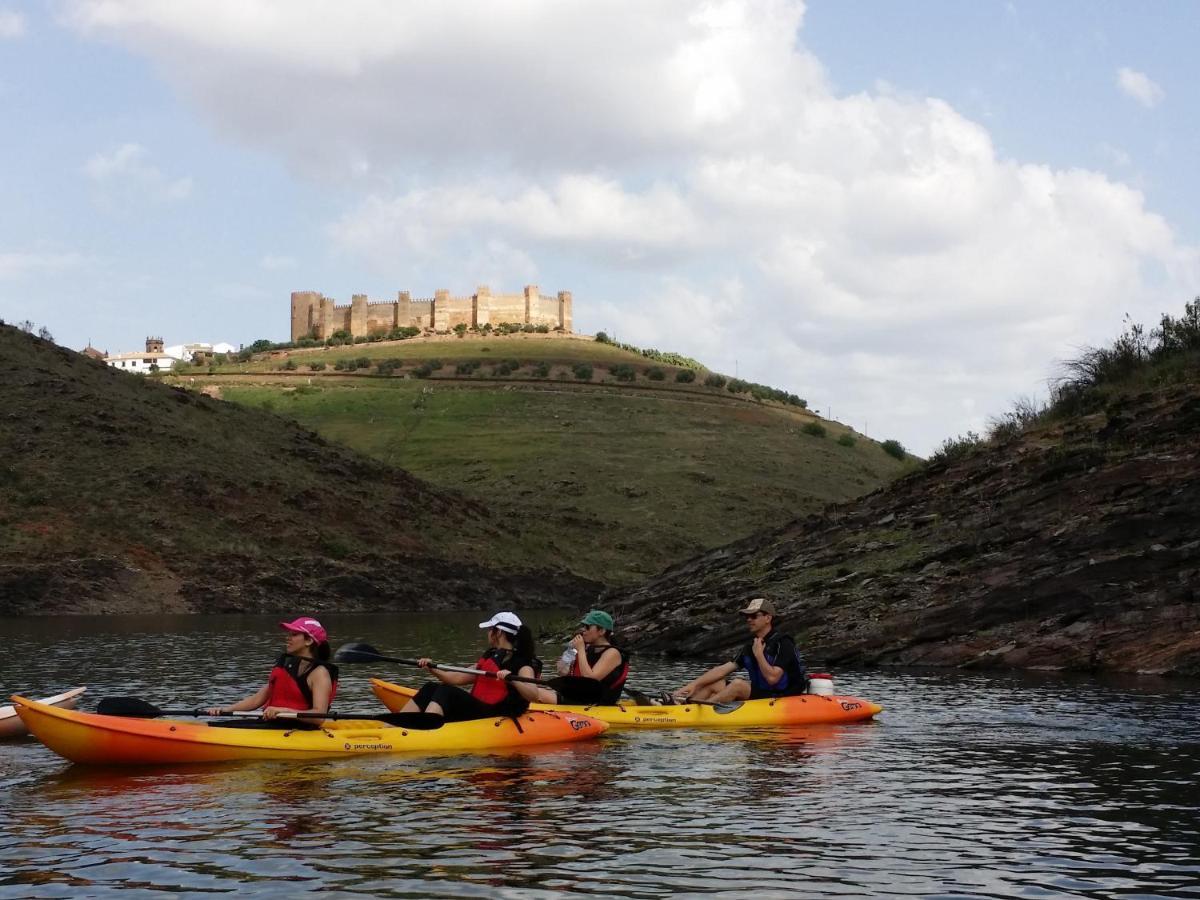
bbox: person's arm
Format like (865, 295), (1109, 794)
(417, 657), (474, 686)
(676, 661), (737, 697)
(506, 665), (542, 702)
(206, 683), (269, 717)
(752, 637), (786, 686)
(577, 647), (622, 681)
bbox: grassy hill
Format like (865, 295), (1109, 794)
(0, 324), (595, 615)
(183, 333), (913, 584)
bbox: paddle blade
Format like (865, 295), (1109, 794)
(97, 697), (168, 718)
(333, 642), (386, 664)
(710, 700), (744, 714)
(622, 687), (656, 706)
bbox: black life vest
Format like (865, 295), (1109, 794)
(569, 644), (629, 704)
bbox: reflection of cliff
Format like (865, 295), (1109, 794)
(291, 285), (573, 341)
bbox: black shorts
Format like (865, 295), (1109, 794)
(411, 682), (528, 722)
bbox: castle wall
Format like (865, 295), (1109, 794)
(479, 292), (527, 327)
(528, 294), (562, 328)
(433, 290), (475, 331)
(290, 285), (573, 340)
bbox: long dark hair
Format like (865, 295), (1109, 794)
(514, 624), (536, 660)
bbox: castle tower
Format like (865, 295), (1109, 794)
(350, 294), (368, 338)
(523, 285), (538, 325)
(396, 291), (412, 329)
(290, 291), (322, 341)
(433, 289), (450, 331)
(145, 336), (164, 353)
(558, 291), (573, 332)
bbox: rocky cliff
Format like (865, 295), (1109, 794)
(608, 383), (1200, 677)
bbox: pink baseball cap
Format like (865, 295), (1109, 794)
(279, 616), (327, 644)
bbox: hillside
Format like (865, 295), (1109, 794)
(607, 345), (1200, 676)
(185, 334), (913, 583)
(0, 324), (597, 615)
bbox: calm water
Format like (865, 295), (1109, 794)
(1, 612), (1198, 899)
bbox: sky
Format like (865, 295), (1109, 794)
(1, 1), (1197, 455)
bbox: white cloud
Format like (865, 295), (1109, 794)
(83, 143), (193, 205)
(1116, 67), (1164, 108)
(0, 9), (25, 38)
(0, 250), (87, 279)
(60, 1), (1200, 453)
(259, 254), (297, 271)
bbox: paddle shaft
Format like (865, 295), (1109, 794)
(351, 651), (551, 687)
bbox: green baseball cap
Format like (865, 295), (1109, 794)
(579, 610), (614, 630)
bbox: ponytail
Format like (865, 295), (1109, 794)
(514, 624), (536, 660)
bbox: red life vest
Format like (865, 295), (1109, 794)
(470, 648), (530, 706)
(570, 644), (629, 704)
(266, 655), (339, 711)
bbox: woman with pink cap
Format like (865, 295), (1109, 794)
(206, 617), (338, 720)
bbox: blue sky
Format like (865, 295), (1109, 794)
(1, 1), (1196, 454)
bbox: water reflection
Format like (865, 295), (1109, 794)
(3, 612), (1200, 897)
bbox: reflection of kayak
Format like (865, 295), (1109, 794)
(11, 695), (607, 766)
(0, 687), (86, 740)
(371, 678), (882, 729)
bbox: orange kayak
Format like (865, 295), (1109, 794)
(371, 678), (882, 729)
(12, 695), (607, 766)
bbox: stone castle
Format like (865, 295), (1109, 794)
(290, 285), (573, 342)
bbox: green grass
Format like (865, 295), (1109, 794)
(212, 379), (911, 584)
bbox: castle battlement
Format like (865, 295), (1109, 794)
(290, 285), (573, 341)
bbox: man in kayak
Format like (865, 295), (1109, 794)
(399, 611), (543, 722)
(206, 616), (338, 720)
(542, 610), (630, 705)
(670, 598), (806, 704)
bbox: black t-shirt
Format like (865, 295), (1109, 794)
(729, 629), (806, 697)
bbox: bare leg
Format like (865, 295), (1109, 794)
(399, 699), (420, 713)
(712, 680), (750, 703)
(424, 701), (445, 717)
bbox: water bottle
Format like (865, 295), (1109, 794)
(559, 645), (578, 670)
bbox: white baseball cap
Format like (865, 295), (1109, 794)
(479, 611), (522, 635)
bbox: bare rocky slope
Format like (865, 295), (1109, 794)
(608, 382), (1200, 677)
(0, 325), (597, 615)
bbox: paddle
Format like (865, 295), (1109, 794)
(334, 642), (602, 700)
(622, 686), (744, 714)
(95, 697), (443, 729)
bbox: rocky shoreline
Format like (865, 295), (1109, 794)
(608, 385), (1200, 677)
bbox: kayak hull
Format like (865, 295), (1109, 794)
(11, 695), (607, 766)
(0, 687), (87, 740)
(371, 678), (882, 728)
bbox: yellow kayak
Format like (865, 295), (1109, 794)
(12, 695), (607, 766)
(371, 678), (882, 729)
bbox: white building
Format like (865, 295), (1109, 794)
(104, 336), (237, 374)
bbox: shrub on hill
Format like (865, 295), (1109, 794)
(837, 433), (856, 447)
(456, 360), (480, 375)
(801, 421), (826, 438)
(281, 359), (297, 371)
(309, 362), (326, 372)
(533, 361), (551, 378)
(704, 373), (727, 389)
(675, 369), (696, 383)
(493, 359), (521, 376)
(646, 367), (665, 381)
(535, 324), (550, 333)
(413, 359), (444, 378)
(573, 363), (593, 381)
(882, 439), (906, 461)
(929, 431), (982, 464)
(610, 363), (637, 382)
(595, 332), (609, 343)
(376, 358), (405, 375)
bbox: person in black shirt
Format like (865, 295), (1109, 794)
(671, 597), (806, 703)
